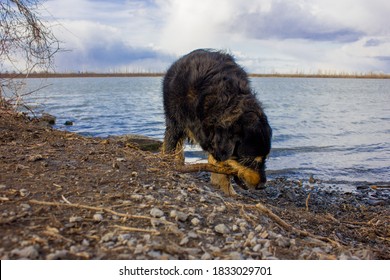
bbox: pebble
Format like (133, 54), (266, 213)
(229, 252), (243, 260)
(93, 213), (103, 222)
(249, 237), (258, 247)
(130, 194), (143, 201)
(150, 218), (163, 227)
(170, 210), (188, 222)
(206, 212), (216, 224)
(253, 244), (262, 252)
(19, 189), (29, 197)
(46, 250), (68, 260)
(70, 245), (82, 253)
(20, 203), (31, 211)
(121, 200), (132, 206)
(150, 208), (164, 218)
(179, 237), (189, 245)
(148, 250), (162, 259)
(214, 224), (230, 234)
(11, 245), (39, 259)
(28, 154), (44, 162)
(187, 231), (198, 239)
(259, 231), (269, 239)
(209, 245), (221, 253)
(143, 234), (151, 242)
(134, 244), (144, 254)
(69, 216), (83, 223)
(191, 217), (200, 226)
(238, 221), (248, 228)
(255, 225), (263, 232)
(201, 252), (212, 260)
(101, 232), (116, 242)
(145, 195), (155, 201)
(260, 248), (273, 258)
(118, 234), (131, 242)
(276, 236), (291, 248)
(338, 252), (354, 260)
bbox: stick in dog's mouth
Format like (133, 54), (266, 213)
(176, 159), (261, 189)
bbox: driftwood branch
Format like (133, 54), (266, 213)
(176, 163), (237, 176)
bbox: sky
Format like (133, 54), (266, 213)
(40, 0), (390, 74)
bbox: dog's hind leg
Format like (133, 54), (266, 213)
(162, 120), (185, 164)
(208, 155), (237, 196)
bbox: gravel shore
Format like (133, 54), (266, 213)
(1, 112), (389, 259)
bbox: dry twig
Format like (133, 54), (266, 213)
(235, 202), (343, 247)
(29, 199), (173, 225)
(305, 192), (311, 212)
(112, 225), (160, 235)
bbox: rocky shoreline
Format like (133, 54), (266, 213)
(0, 112), (389, 259)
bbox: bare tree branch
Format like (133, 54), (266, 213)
(1, 0), (59, 110)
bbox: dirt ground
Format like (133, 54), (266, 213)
(0, 111), (389, 260)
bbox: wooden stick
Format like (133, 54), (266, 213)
(176, 163), (237, 176)
(255, 203), (293, 232)
(305, 192), (311, 212)
(245, 202), (342, 247)
(29, 199), (173, 225)
(61, 195), (72, 205)
(112, 225), (160, 235)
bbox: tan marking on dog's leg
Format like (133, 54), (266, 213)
(161, 142), (171, 156)
(174, 138), (185, 164)
(161, 138), (184, 164)
(210, 172), (237, 196)
(208, 154), (237, 196)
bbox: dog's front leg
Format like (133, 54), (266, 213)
(208, 154), (237, 196)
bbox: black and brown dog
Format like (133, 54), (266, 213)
(162, 49), (272, 195)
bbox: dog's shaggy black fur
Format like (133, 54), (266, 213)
(163, 49), (272, 190)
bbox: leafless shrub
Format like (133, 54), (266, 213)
(0, 0), (59, 110)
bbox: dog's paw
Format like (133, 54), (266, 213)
(210, 172), (237, 196)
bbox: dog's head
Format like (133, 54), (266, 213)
(209, 110), (272, 189)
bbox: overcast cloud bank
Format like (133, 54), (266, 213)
(40, 0), (390, 73)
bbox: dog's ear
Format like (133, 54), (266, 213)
(239, 112), (259, 130)
(236, 111), (272, 158)
(208, 126), (236, 161)
(223, 74), (249, 93)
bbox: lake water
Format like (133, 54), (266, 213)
(22, 77), (390, 187)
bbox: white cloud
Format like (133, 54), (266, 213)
(158, 0), (237, 54)
(38, 0), (390, 73)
